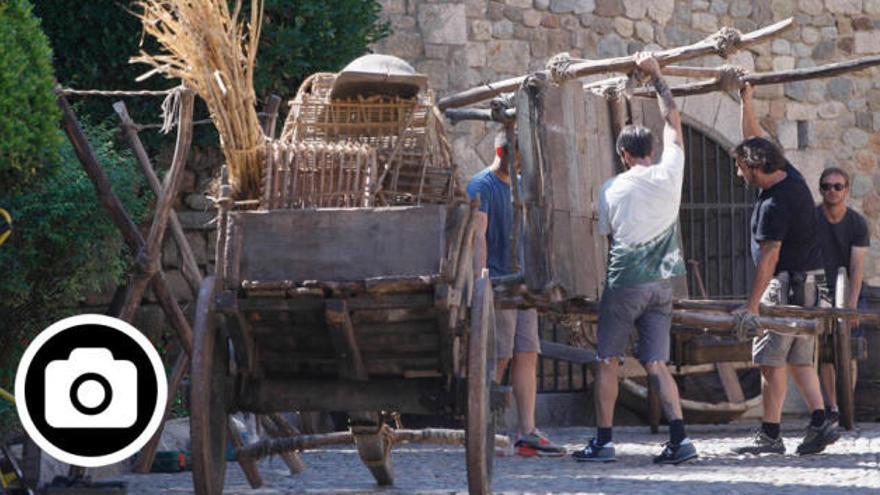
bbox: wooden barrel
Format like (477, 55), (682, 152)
(855, 284), (880, 421)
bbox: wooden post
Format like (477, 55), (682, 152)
(113, 101), (202, 293)
(118, 89), (195, 321)
(261, 95), (282, 138)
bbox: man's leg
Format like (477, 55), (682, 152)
(787, 335), (839, 455)
(510, 351), (537, 435)
(789, 364), (825, 412)
(508, 310), (565, 457)
(761, 364), (788, 423)
(637, 283), (697, 465)
(820, 362), (838, 410)
(595, 359), (620, 429)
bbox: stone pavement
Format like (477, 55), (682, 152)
(112, 422), (880, 494)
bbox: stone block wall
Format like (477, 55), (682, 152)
(372, 0), (880, 285)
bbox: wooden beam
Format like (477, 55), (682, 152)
(629, 55), (880, 98)
(675, 298), (880, 322)
(113, 101), (203, 294)
(437, 18), (795, 110)
(325, 299), (368, 381)
(237, 378), (447, 414)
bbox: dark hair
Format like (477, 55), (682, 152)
(819, 166), (850, 187)
(616, 125), (653, 159)
(732, 137), (786, 174)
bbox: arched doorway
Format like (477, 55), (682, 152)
(680, 123), (756, 299)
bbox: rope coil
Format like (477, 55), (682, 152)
(718, 64), (746, 93)
(546, 52), (583, 85)
(706, 27), (743, 58)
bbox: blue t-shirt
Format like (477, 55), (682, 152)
(467, 168), (515, 277)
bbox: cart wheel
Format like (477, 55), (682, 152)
(466, 275), (496, 495)
(191, 276), (230, 495)
(834, 268), (855, 431)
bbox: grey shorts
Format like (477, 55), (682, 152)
(753, 271), (824, 367)
(495, 308), (540, 359)
(597, 280), (673, 364)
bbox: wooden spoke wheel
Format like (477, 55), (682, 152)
(834, 268), (855, 430)
(191, 276), (230, 495)
(466, 275), (496, 495)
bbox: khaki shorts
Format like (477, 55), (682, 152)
(495, 308), (540, 359)
(753, 271), (825, 367)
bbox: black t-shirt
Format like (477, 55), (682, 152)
(815, 205), (870, 290)
(750, 163), (823, 274)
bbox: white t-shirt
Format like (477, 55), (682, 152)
(597, 141), (686, 288)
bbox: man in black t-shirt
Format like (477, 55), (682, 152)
(815, 166), (871, 426)
(731, 83), (838, 457)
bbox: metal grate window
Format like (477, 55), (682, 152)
(680, 124), (757, 299)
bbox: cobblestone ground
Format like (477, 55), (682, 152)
(113, 422), (880, 494)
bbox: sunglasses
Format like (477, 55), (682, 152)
(820, 182), (846, 192)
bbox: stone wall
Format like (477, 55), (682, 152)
(373, 0), (880, 285)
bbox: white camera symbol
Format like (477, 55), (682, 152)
(44, 348), (137, 429)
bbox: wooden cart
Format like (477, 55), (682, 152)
(189, 174), (500, 494)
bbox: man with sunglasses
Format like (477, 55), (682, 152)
(815, 167), (870, 426)
(731, 83), (838, 456)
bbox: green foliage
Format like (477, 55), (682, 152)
(0, 0), (61, 193)
(256, 0), (390, 99)
(0, 120), (149, 386)
(33, 0), (390, 124)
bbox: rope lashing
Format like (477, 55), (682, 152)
(490, 92), (516, 122)
(718, 64), (747, 93)
(706, 26), (743, 58)
(546, 52), (584, 85)
(733, 311), (759, 340)
(159, 85), (186, 134)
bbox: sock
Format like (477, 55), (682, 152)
(669, 419), (686, 445)
(762, 422), (781, 439)
(811, 409), (826, 427)
(596, 427), (612, 446)
(826, 405), (839, 414)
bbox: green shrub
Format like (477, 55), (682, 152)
(0, 121), (149, 432)
(256, 0), (390, 99)
(0, 0), (61, 193)
(33, 0), (390, 123)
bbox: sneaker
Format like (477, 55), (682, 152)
(653, 438), (698, 465)
(571, 438), (616, 463)
(796, 420), (840, 456)
(827, 409), (840, 429)
(731, 430), (786, 455)
(515, 430), (566, 457)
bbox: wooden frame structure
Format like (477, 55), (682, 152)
(443, 17), (880, 433)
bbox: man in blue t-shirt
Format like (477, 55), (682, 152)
(731, 83), (838, 456)
(467, 131), (564, 457)
(814, 166), (871, 426)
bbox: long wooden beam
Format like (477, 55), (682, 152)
(437, 18), (795, 110)
(629, 54), (880, 98)
(676, 298), (880, 322)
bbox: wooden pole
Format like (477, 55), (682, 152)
(629, 55), (880, 98)
(113, 101), (203, 294)
(437, 18), (795, 110)
(675, 299), (880, 322)
(118, 89), (195, 321)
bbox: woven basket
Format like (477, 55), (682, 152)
(280, 73), (462, 206)
(261, 140), (377, 209)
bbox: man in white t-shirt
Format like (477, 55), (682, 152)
(572, 53), (696, 465)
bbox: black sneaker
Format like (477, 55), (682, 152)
(572, 438), (616, 463)
(796, 419), (840, 456)
(731, 430), (786, 455)
(653, 439), (698, 465)
(827, 409), (840, 429)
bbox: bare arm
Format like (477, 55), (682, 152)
(473, 211), (488, 279)
(746, 240), (781, 314)
(636, 52), (683, 149)
(740, 83), (767, 140)
(847, 246), (868, 309)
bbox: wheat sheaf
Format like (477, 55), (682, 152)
(131, 0), (265, 199)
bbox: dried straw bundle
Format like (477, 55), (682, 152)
(131, 0), (265, 198)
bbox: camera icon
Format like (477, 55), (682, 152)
(44, 348), (137, 429)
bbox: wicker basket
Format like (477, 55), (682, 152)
(261, 140), (377, 209)
(280, 73), (462, 206)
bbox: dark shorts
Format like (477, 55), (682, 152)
(753, 271), (824, 367)
(597, 280), (673, 364)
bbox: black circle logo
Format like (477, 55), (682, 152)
(15, 315), (167, 467)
